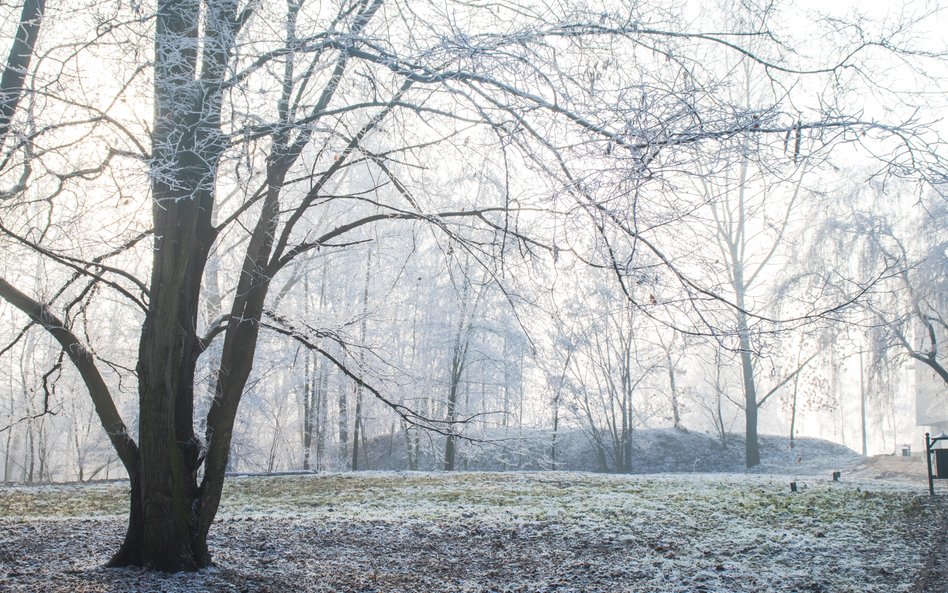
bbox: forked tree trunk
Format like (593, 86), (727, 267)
(107, 0), (238, 571)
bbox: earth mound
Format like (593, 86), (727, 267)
(366, 427), (865, 475)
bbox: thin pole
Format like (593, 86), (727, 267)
(926, 433), (934, 496)
(860, 350), (867, 456)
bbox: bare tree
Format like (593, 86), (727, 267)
(815, 182), (948, 385)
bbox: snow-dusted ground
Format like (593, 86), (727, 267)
(0, 470), (945, 592)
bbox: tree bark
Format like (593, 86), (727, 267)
(303, 345), (315, 471)
(549, 350), (571, 468)
(739, 333), (761, 468)
(0, 0), (45, 141)
(734, 258), (760, 467)
(352, 254), (371, 471)
(443, 288), (473, 472)
(667, 354), (682, 430)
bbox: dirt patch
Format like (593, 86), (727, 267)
(846, 454), (931, 483)
(842, 455), (948, 593)
(915, 510), (948, 593)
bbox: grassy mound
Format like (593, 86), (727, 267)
(366, 428), (862, 475)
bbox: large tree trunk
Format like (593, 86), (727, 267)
(109, 0), (236, 571)
(134, 165), (216, 569)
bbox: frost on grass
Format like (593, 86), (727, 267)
(0, 472), (943, 592)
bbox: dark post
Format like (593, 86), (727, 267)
(927, 432), (948, 495)
(927, 433), (934, 496)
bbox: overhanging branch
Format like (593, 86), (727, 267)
(0, 275), (139, 471)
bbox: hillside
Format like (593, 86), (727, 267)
(366, 428), (864, 476)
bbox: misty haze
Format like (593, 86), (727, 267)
(0, 0), (945, 591)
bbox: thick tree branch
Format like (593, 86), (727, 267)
(0, 275), (139, 471)
(0, 0), (45, 142)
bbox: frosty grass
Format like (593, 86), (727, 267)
(0, 471), (943, 592)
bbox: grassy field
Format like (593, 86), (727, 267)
(0, 471), (944, 592)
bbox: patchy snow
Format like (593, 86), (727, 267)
(0, 471), (944, 592)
